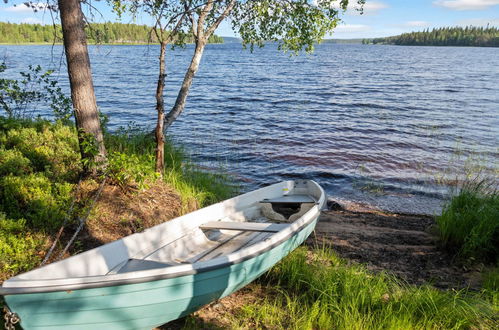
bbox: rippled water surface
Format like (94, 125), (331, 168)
(1, 44), (498, 214)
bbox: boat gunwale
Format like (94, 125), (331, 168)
(0, 181), (325, 295)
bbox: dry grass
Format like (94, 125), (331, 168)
(81, 179), (183, 246)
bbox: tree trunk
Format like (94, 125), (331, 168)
(155, 42), (167, 174)
(164, 40), (207, 129)
(58, 0), (106, 173)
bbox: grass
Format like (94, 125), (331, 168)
(226, 247), (497, 329)
(0, 117), (236, 280)
(436, 178), (498, 263)
(105, 126), (237, 210)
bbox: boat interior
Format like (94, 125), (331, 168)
(107, 194), (318, 275)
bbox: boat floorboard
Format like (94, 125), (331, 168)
(197, 231), (273, 262)
(113, 218), (282, 273)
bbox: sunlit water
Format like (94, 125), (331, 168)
(1, 43), (498, 215)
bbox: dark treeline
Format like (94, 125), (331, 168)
(364, 26), (499, 47)
(0, 22), (224, 44)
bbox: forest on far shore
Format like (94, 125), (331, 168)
(0, 22), (224, 44)
(363, 26), (499, 47)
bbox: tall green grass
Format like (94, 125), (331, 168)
(436, 179), (498, 263)
(228, 247), (497, 329)
(105, 128), (237, 209)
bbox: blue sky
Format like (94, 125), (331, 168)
(0, 1), (498, 38)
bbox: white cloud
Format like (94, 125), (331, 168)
(363, 1), (390, 12)
(3, 3), (50, 13)
(324, 1), (388, 15)
(349, 1), (389, 15)
(456, 17), (499, 26)
(335, 24), (371, 33)
(434, 0), (499, 11)
(3, 4), (33, 13)
(405, 21), (431, 27)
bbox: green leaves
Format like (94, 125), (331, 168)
(0, 62), (72, 121)
(232, 0), (358, 53)
(108, 1), (361, 53)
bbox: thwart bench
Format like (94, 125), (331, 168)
(259, 194), (317, 222)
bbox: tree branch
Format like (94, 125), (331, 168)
(205, 0), (236, 38)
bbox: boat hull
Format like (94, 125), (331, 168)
(5, 216), (318, 329)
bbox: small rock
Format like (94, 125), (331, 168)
(327, 200), (344, 211)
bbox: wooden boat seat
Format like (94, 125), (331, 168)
(260, 194), (316, 204)
(259, 194), (317, 222)
(200, 221), (289, 232)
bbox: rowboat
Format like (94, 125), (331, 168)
(1, 180), (325, 329)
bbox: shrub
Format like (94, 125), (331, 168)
(437, 180), (499, 263)
(0, 148), (31, 176)
(0, 62), (72, 121)
(0, 173), (73, 231)
(107, 151), (159, 190)
(0, 120), (81, 181)
(0, 213), (47, 280)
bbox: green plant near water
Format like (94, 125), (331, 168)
(436, 178), (499, 263)
(227, 247), (497, 329)
(105, 127), (236, 209)
(0, 118), (79, 230)
(0, 62), (72, 121)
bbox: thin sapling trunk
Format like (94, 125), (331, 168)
(155, 41), (167, 174)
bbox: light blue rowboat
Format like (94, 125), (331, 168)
(1, 180), (325, 329)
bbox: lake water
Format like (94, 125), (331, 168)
(1, 43), (498, 215)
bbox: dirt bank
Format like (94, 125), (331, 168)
(308, 208), (479, 289)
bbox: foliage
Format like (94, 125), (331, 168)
(0, 22), (224, 44)
(0, 213), (48, 280)
(436, 179), (499, 263)
(107, 151), (159, 190)
(114, 0), (363, 52)
(0, 117), (81, 181)
(365, 26), (499, 47)
(0, 61), (72, 121)
(232, 0), (357, 53)
(0, 173), (72, 230)
(481, 267), (499, 309)
(0, 117), (79, 278)
(228, 247), (497, 329)
(0, 118), (79, 232)
(105, 127), (235, 208)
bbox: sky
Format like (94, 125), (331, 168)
(0, 0), (498, 39)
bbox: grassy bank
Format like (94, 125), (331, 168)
(216, 247), (497, 329)
(0, 117), (235, 281)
